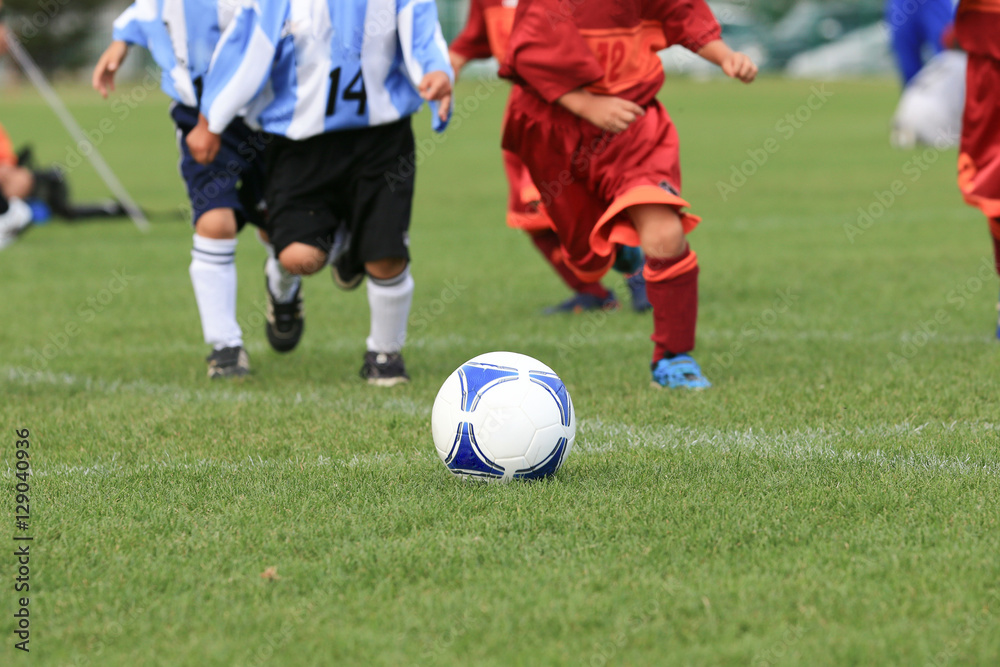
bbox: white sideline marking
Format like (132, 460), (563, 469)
(7, 415), (998, 480)
(577, 420), (1000, 476)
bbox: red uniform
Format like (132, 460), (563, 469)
(956, 0), (1000, 230)
(451, 0), (548, 233)
(452, 0), (620, 303)
(500, 0), (720, 358)
(956, 0), (1000, 278)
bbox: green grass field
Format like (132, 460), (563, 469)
(2, 77), (999, 666)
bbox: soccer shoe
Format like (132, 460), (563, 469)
(625, 272), (652, 313)
(265, 277), (304, 353)
(651, 354), (711, 390)
(613, 245), (644, 275)
(543, 291), (620, 315)
(205, 346), (251, 379)
(995, 293), (1000, 341)
(0, 198), (34, 251)
(331, 252), (364, 291)
(360, 351), (410, 387)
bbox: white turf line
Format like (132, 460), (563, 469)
(5, 368), (999, 479)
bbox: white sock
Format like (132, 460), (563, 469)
(189, 234), (243, 349)
(257, 230), (301, 304)
(366, 266), (414, 354)
(265, 256), (300, 303)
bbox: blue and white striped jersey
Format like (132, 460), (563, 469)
(113, 0), (240, 107)
(201, 0), (453, 139)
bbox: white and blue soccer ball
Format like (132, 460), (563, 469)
(432, 351), (575, 481)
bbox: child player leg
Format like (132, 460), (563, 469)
(628, 203), (709, 389)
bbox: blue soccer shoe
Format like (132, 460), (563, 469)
(651, 354), (711, 390)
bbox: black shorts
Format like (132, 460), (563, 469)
(171, 103), (269, 231)
(266, 118), (415, 270)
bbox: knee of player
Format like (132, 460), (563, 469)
(279, 244), (326, 275)
(194, 208), (238, 239)
(365, 257), (408, 281)
(636, 220), (686, 259)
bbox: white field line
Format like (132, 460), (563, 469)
(577, 420), (1000, 476)
(5, 416), (998, 480)
(6, 369), (998, 477)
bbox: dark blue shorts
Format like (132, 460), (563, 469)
(171, 103), (269, 230)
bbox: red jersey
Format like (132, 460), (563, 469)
(450, 0), (517, 64)
(499, 0), (720, 105)
(956, 0), (1000, 60)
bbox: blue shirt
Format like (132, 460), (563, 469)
(113, 0), (239, 106)
(201, 0), (453, 139)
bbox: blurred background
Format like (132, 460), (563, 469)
(0, 0), (896, 80)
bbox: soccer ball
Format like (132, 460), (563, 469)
(431, 351), (575, 481)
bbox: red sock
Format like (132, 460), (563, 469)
(990, 218), (1000, 276)
(644, 248), (699, 363)
(529, 230), (610, 299)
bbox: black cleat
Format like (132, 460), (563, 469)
(265, 276), (304, 353)
(360, 351), (409, 386)
(331, 251), (364, 291)
(206, 346), (251, 379)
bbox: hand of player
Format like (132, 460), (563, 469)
(577, 94), (645, 134)
(720, 52), (757, 83)
(419, 70), (452, 122)
(448, 51), (468, 84)
(186, 114), (222, 165)
(92, 41), (130, 98)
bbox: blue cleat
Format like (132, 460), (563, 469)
(996, 292), (1000, 341)
(651, 354), (711, 390)
(613, 245), (644, 275)
(543, 291), (619, 315)
(625, 271), (652, 313)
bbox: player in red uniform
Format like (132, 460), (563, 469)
(955, 0), (1000, 338)
(500, 0), (755, 389)
(449, 0), (650, 314)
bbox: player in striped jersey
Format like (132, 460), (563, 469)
(187, 0), (453, 385)
(954, 0), (1000, 338)
(92, 0), (305, 379)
